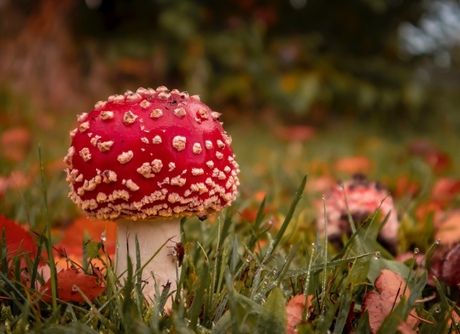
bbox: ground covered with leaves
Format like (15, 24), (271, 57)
(1, 112), (460, 333)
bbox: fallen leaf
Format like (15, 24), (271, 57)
(305, 175), (336, 194)
(362, 269), (418, 333)
(392, 176), (420, 199)
(39, 268), (105, 303)
(435, 211), (460, 247)
(415, 201), (444, 226)
(0, 215), (39, 267)
(431, 177), (460, 205)
(0, 170), (33, 200)
(334, 156), (373, 175)
(428, 243), (460, 287)
(54, 217), (117, 261)
(286, 294), (313, 334)
(408, 139), (452, 173)
(0, 127), (31, 162)
(440, 243), (460, 287)
(274, 125), (316, 142)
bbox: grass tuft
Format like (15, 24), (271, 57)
(0, 173), (458, 333)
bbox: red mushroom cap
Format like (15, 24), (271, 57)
(316, 174), (399, 251)
(64, 87), (240, 221)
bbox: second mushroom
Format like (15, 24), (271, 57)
(64, 86), (240, 304)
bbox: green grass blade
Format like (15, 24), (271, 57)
(38, 145), (58, 310)
(188, 261), (210, 330)
(271, 175), (307, 254)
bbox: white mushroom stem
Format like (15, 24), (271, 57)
(115, 219), (181, 306)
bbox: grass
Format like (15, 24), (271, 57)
(1, 171), (459, 333)
(1, 92), (460, 332)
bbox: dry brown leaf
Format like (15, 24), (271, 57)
(441, 243), (460, 287)
(429, 242), (460, 287)
(362, 269), (418, 334)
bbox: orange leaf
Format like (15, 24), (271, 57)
(286, 294), (313, 334)
(0, 127), (31, 162)
(39, 268), (105, 303)
(432, 178), (460, 205)
(362, 269), (418, 333)
(0, 215), (39, 267)
(55, 217), (117, 261)
(393, 176), (420, 199)
(334, 156), (373, 175)
(435, 211), (460, 247)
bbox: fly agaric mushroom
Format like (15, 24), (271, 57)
(64, 87), (240, 303)
(316, 174), (399, 254)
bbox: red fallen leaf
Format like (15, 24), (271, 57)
(362, 269), (418, 333)
(415, 201), (444, 226)
(408, 139), (452, 173)
(39, 268), (105, 303)
(392, 176), (420, 199)
(54, 217), (117, 260)
(429, 243), (460, 287)
(286, 294), (313, 334)
(432, 177), (460, 205)
(441, 243), (460, 287)
(334, 156), (373, 175)
(0, 215), (39, 267)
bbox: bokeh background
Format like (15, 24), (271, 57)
(1, 0), (460, 231)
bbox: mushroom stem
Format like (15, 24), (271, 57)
(115, 219), (181, 306)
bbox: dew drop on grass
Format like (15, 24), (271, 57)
(373, 251), (381, 259)
(254, 293), (266, 303)
(72, 285), (78, 292)
(435, 239), (441, 245)
(101, 230), (107, 242)
(434, 304), (441, 313)
(414, 247), (420, 255)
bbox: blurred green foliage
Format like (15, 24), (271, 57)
(1, 0), (459, 129)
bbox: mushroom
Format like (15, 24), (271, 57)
(316, 173), (399, 254)
(64, 87), (240, 304)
